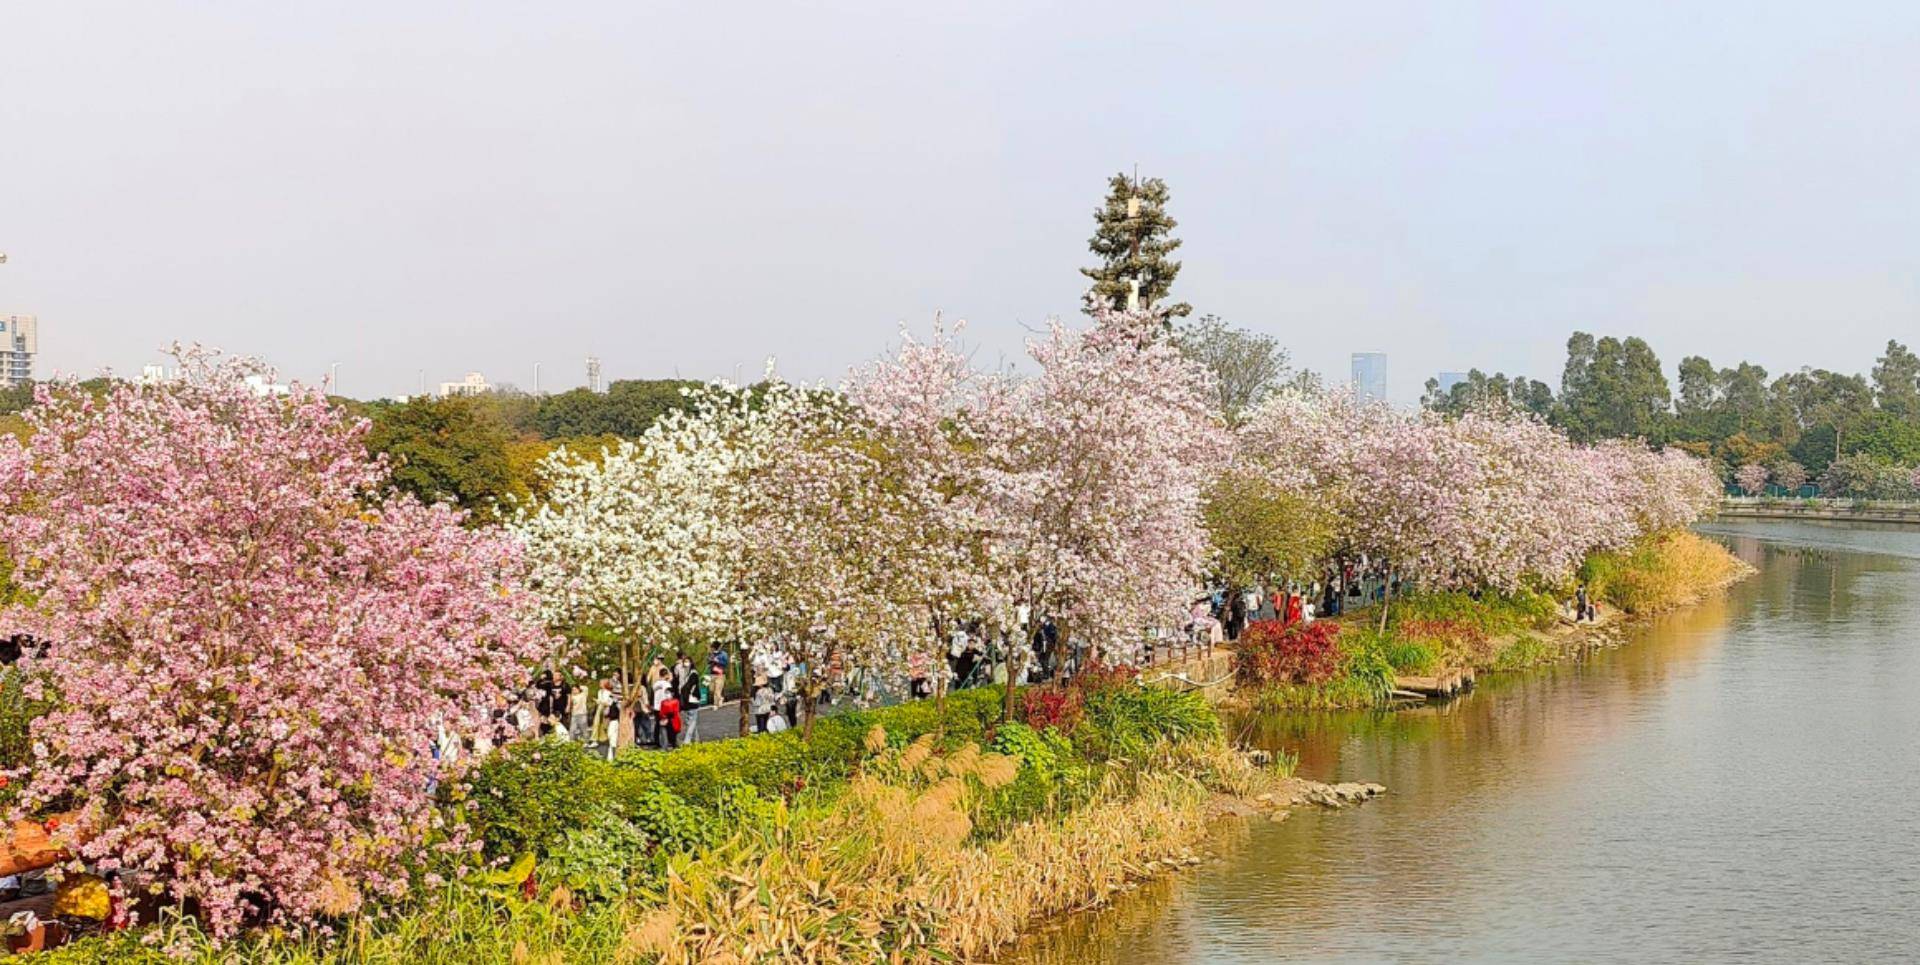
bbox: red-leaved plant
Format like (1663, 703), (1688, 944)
(1016, 660), (1141, 734)
(1234, 619), (1343, 685)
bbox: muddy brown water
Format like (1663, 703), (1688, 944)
(1008, 519), (1920, 963)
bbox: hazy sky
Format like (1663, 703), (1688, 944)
(4, 2), (1918, 404)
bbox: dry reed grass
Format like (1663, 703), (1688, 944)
(625, 733), (1253, 963)
(1585, 531), (1748, 614)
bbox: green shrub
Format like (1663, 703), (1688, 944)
(1390, 589), (1558, 636)
(1491, 634), (1558, 672)
(1078, 685), (1219, 761)
(972, 764), (1055, 840)
(466, 738), (612, 859)
(991, 722), (1071, 782)
(624, 782), (714, 857)
(543, 809), (651, 902)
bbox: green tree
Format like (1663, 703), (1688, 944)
(365, 394), (518, 524)
(1674, 355), (1719, 432)
(1202, 468), (1334, 595)
(1081, 172), (1189, 320)
(1772, 368), (1873, 466)
(1554, 333), (1671, 442)
(532, 379), (701, 439)
(1872, 339), (1920, 420)
(1174, 315), (1302, 424)
(1422, 369), (1553, 419)
(1845, 410), (1920, 464)
(0, 380), (34, 417)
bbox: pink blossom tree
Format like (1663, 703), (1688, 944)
(848, 320), (1011, 698)
(734, 379), (938, 734)
(973, 310), (1229, 701)
(1734, 462), (1770, 496)
(0, 351), (549, 938)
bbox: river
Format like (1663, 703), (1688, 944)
(1009, 519), (1920, 963)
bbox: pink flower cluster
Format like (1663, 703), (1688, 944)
(0, 350), (550, 937)
(1239, 392), (1720, 591)
(851, 310), (1230, 665)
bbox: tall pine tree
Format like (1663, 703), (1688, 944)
(1081, 172), (1191, 320)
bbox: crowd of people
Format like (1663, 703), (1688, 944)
(438, 651), (723, 763)
(1185, 559), (1403, 646)
(429, 556), (1614, 765)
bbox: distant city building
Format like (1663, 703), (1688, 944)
(586, 356), (603, 394)
(438, 372), (492, 398)
(0, 314), (37, 388)
(141, 363), (171, 384)
(243, 374), (291, 397)
(1350, 352), (1387, 402)
(1436, 371), (1468, 396)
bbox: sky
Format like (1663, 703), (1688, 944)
(3, 2), (1919, 405)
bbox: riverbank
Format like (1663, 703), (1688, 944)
(1010, 520), (1920, 963)
(1719, 496), (1920, 526)
(1231, 531), (1753, 713)
(31, 670), (1368, 964)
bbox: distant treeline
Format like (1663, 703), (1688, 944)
(1424, 334), (1920, 495)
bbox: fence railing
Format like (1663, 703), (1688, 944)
(1718, 497), (1920, 523)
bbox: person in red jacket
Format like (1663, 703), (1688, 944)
(655, 693), (683, 750)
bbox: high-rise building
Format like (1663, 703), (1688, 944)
(1350, 352), (1387, 402)
(0, 315), (37, 387)
(586, 356), (603, 393)
(438, 372), (492, 398)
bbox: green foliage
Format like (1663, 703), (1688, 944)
(1380, 637), (1439, 674)
(0, 669), (53, 811)
(1872, 339), (1920, 420)
(466, 688), (1011, 861)
(532, 380), (702, 439)
(465, 739), (616, 859)
(0, 379), (34, 416)
(1341, 643), (1396, 702)
(1080, 172), (1189, 318)
(1077, 685), (1218, 761)
(1818, 453), (1919, 500)
(1843, 410), (1920, 465)
(1203, 467), (1335, 588)
(1387, 589), (1559, 637)
(1422, 368), (1554, 420)
(1174, 315), (1315, 423)
(974, 723), (1099, 840)
(622, 782), (715, 857)
(543, 809), (652, 902)
(1491, 634), (1559, 672)
(1555, 332), (1672, 444)
(364, 394), (520, 523)
(1248, 675), (1385, 712)
(991, 721), (1074, 784)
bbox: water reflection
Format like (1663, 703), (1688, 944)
(1008, 521), (1920, 963)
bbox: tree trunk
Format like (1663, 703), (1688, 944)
(1377, 570), (1394, 634)
(931, 611), (947, 733)
(735, 639), (751, 739)
(618, 641), (634, 753)
(801, 680), (819, 739)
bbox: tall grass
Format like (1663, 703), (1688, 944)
(1581, 531), (1747, 614)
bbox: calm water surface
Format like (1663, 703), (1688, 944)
(1011, 520), (1920, 963)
